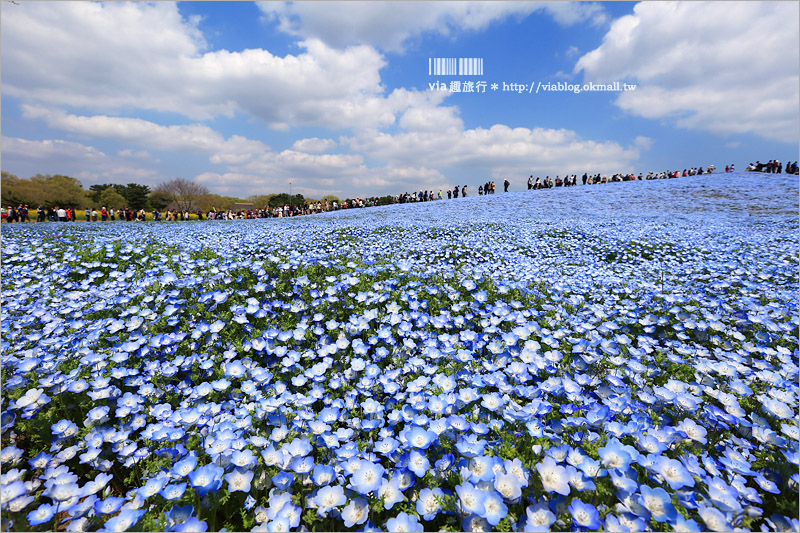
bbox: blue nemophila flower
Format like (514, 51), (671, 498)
(224, 360), (247, 379)
(2, 479), (27, 509)
(374, 436), (400, 456)
(754, 472), (781, 494)
(171, 454), (198, 478)
(598, 438), (634, 470)
(283, 437), (312, 457)
(225, 467), (254, 493)
(171, 516), (208, 532)
(0, 410), (16, 432)
(95, 496), (126, 515)
(406, 450), (430, 479)
(350, 459), (386, 494)
(568, 498), (601, 530)
(311, 464), (335, 486)
(602, 513), (631, 532)
(638, 485), (677, 522)
(524, 502), (556, 532)
(676, 418), (708, 444)
(636, 433), (668, 455)
(28, 451), (53, 470)
(706, 476), (744, 512)
(137, 476), (168, 499)
(697, 504), (732, 532)
(83, 472), (113, 495)
(758, 396), (795, 420)
(27, 503), (56, 526)
(416, 487), (445, 521)
(159, 482), (187, 501)
(271, 471), (294, 490)
(378, 477), (405, 510)
(229, 448), (256, 468)
(187, 464), (223, 496)
(480, 490), (508, 526)
(341, 496), (369, 528)
(652, 456), (694, 490)
(269, 496), (302, 528)
(43, 480), (82, 502)
(503, 458), (530, 487)
(313, 485), (346, 517)
(566, 465), (596, 492)
(455, 434), (486, 457)
(462, 514), (491, 532)
(535, 456), (571, 496)
(402, 425), (437, 449)
(386, 512), (422, 532)
(493, 472), (523, 502)
(84, 405), (110, 426)
(468, 455), (498, 483)
(100, 509), (146, 532)
(51, 419), (79, 437)
(290, 455), (315, 475)
(67, 493), (97, 518)
(455, 482), (486, 516)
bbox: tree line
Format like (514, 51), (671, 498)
(0, 172), (341, 214)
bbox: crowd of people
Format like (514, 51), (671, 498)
(2, 205), (79, 223)
(207, 202), (332, 220)
(0, 205), (196, 223)
(745, 160), (798, 174)
(520, 166), (718, 190)
(3, 161), (794, 223)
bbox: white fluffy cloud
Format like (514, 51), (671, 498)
(3, 1), (653, 200)
(575, 1), (799, 141)
(195, 149), (373, 198)
(2, 2), (434, 130)
(118, 149), (154, 160)
(19, 102), (643, 198)
(3, 137), (107, 163)
(21, 106), (269, 167)
(17, 104), (464, 198)
(258, 1), (607, 52)
(3, 137), (160, 186)
(345, 120), (642, 178)
(292, 138), (338, 154)
(2, 3), (208, 114)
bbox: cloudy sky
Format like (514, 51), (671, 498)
(2, 1), (798, 199)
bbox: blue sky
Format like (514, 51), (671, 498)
(2, 1), (798, 199)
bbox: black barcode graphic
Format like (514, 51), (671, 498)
(428, 57), (484, 76)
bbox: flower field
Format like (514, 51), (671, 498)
(1, 172), (798, 532)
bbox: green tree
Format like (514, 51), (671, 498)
(1, 171), (35, 206)
(124, 183), (150, 210)
(267, 193), (304, 208)
(247, 194), (274, 208)
(322, 194), (340, 204)
(2, 173), (89, 208)
(99, 187), (127, 210)
(89, 183), (118, 204)
(148, 189), (172, 210)
(45, 175), (88, 208)
(196, 194), (240, 212)
(267, 193), (289, 208)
